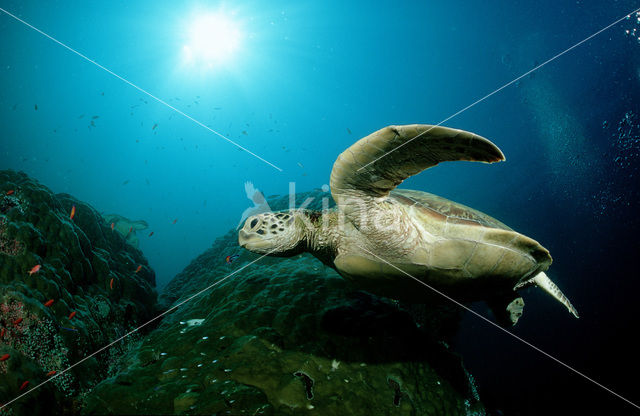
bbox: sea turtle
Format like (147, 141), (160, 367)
(102, 213), (148, 248)
(238, 125), (578, 326)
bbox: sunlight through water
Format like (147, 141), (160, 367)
(181, 12), (243, 70)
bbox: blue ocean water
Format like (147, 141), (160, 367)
(1, 0), (639, 414)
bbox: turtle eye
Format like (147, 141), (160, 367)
(250, 219), (258, 228)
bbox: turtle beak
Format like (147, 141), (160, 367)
(238, 230), (272, 251)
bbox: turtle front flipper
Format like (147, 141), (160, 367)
(487, 294), (525, 327)
(329, 124), (504, 221)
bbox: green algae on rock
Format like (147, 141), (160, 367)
(0, 170), (158, 415)
(83, 191), (484, 415)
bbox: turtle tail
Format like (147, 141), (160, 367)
(532, 271), (579, 318)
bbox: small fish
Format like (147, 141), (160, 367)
(19, 380), (29, 391)
(0, 354), (9, 362)
(92, 115), (99, 119)
(297, 162), (304, 168)
(135, 265), (142, 273)
(347, 128), (352, 134)
(172, 219), (178, 224)
(90, 120), (96, 127)
(225, 254), (240, 264)
(148, 231), (154, 237)
(6, 189), (14, 195)
(0, 328), (5, 337)
(242, 130), (248, 135)
(44, 299), (54, 307)
(70, 205), (76, 220)
(128, 226), (133, 234)
(29, 264), (41, 275)
(46, 370), (56, 377)
(110, 222), (115, 230)
(59, 326), (77, 332)
(13, 317), (23, 325)
(109, 278), (114, 290)
(78, 114), (84, 119)
(152, 123), (158, 130)
(68, 311), (76, 320)
(122, 179), (130, 185)
(34, 104), (38, 110)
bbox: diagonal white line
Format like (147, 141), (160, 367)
(0, 246), (283, 411)
(357, 6), (640, 172)
(0, 7), (283, 172)
(356, 244), (640, 411)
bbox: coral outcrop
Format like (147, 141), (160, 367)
(0, 170), (158, 415)
(83, 190), (483, 415)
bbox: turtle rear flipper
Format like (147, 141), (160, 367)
(487, 294), (525, 327)
(515, 271), (579, 318)
(533, 272), (579, 318)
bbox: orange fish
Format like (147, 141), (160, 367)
(0, 354), (9, 362)
(128, 226), (133, 234)
(135, 265), (142, 273)
(172, 218), (178, 224)
(13, 318), (23, 325)
(19, 380), (29, 391)
(68, 311), (76, 320)
(148, 231), (154, 237)
(44, 299), (54, 307)
(0, 328), (5, 337)
(46, 370), (56, 377)
(28, 264), (41, 275)
(110, 222), (115, 230)
(70, 205), (76, 220)
(6, 190), (14, 195)
(109, 278), (114, 290)
(225, 254), (239, 264)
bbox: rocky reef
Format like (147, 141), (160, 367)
(0, 170), (158, 414)
(82, 189), (483, 415)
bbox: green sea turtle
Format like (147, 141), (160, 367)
(102, 213), (148, 248)
(238, 125), (578, 326)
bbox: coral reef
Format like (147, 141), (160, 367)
(0, 170), (158, 415)
(0, 216), (23, 256)
(83, 190), (482, 415)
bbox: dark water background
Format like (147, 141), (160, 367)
(1, 0), (640, 414)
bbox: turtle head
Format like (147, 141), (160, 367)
(238, 211), (306, 257)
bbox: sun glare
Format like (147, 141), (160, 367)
(182, 13), (242, 69)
